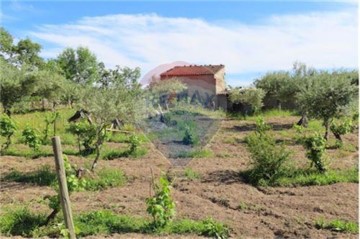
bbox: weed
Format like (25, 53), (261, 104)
(315, 218), (358, 234)
(184, 168), (201, 180)
(84, 168), (126, 191)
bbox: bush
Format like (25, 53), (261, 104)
(146, 176), (176, 228)
(330, 118), (354, 146)
(182, 124), (199, 146)
(67, 122), (96, 154)
(22, 126), (42, 151)
(245, 132), (290, 186)
(303, 133), (327, 173)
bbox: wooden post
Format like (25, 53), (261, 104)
(52, 136), (76, 239)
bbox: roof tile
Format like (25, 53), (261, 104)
(160, 64), (224, 77)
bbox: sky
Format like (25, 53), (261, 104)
(1, 0), (358, 86)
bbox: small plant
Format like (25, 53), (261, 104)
(22, 126), (42, 151)
(315, 218), (358, 234)
(42, 112), (60, 144)
(303, 133), (327, 173)
(128, 134), (141, 154)
(201, 218), (229, 239)
(255, 116), (271, 135)
(146, 176), (176, 229)
(182, 124), (199, 146)
(293, 124), (304, 134)
(0, 115), (17, 152)
(330, 118), (354, 147)
(245, 132), (290, 186)
(67, 122), (96, 154)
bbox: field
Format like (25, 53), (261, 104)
(0, 108), (358, 238)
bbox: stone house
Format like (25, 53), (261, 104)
(159, 64), (227, 109)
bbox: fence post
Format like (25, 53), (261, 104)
(52, 136), (76, 239)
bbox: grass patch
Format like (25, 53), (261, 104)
(2, 145), (54, 158)
(275, 168), (358, 187)
(0, 207), (229, 238)
(75, 210), (229, 238)
(0, 206), (47, 237)
(1, 165), (56, 186)
(102, 147), (147, 160)
(315, 218), (358, 234)
(184, 168), (201, 181)
(177, 149), (213, 158)
(84, 168), (127, 191)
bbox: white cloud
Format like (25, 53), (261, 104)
(30, 9), (358, 85)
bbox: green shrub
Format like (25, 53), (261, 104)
(303, 133), (327, 173)
(0, 207), (46, 237)
(22, 126), (42, 151)
(67, 122), (96, 154)
(330, 118), (354, 147)
(201, 218), (229, 239)
(0, 115), (17, 152)
(255, 116), (271, 135)
(245, 133), (290, 186)
(315, 218), (358, 234)
(182, 124), (199, 146)
(129, 134), (141, 154)
(146, 176), (176, 228)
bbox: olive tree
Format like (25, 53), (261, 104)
(0, 59), (37, 115)
(296, 72), (357, 140)
(229, 87), (265, 114)
(80, 66), (146, 171)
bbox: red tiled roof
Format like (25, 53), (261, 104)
(160, 64), (224, 77)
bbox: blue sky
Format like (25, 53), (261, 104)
(1, 1), (358, 86)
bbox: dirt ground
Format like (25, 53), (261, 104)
(0, 116), (358, 239)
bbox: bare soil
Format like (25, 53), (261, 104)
(0, 116), (358, 239)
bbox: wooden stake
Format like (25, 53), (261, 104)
(52, 136), (76, 239)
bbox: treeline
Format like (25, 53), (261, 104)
(0, 27), (142, 116)
(229, 62), (358, 139)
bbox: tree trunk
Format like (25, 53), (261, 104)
(43, 208), (59, 226)
(91, 144), (100, 171)
(297, 114), (308, 127)
(333, 132), (342, 141)
(324, 120), (330, 140)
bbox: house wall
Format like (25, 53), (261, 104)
(214, 68), (226, 94)
(160, 75), (217, 106)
